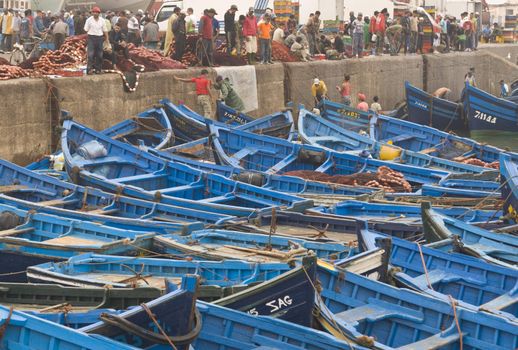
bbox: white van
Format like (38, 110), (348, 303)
(155, 0), (263, 36)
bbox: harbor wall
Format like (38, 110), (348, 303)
(283, 55), (424, 112)
(2, 47), (517, 164)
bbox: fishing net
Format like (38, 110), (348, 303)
(284, 166), (412, 192)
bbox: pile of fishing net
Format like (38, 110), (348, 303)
(272, 41), (299, 62)
(457, 158), (499, 169)
(284, 166), (413, 193)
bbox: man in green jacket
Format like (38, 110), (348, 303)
(215, 76), (245, 112)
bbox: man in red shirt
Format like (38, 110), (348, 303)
(375, 8), (387, 55)
(175, 69), (214, 118)
(243, 7), (258, 64)
(199, 8), (216, 66)
(369, 11), (378, 55)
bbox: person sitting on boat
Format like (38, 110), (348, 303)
(499, 80), (510, 98)
(432, 87), (451, 100)
(214, 75), (245, 112)
(311, 78), (328, 107)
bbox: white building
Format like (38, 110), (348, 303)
(0, 0), (31, 9)
(488, 0), (518, 26)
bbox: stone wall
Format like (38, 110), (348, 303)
(0, 78), (50, 165)
(284, 55), (423, 113)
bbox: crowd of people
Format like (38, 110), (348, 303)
(0, 5), (509, 65)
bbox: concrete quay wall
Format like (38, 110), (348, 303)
(2, 47), (517, 164)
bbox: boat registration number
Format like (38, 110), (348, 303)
(473, 110), (496, 124)
(337, 109), (360, 119)
(223, 111), (247, 125)
(247, 295), (293, 315)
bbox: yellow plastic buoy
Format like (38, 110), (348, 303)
(379, 144), (402, 161)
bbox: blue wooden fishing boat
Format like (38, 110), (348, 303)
(319, 99), (505, 164)
(0, 305), (139, 350)
(404, 81), (467, 133)
(153, 229), (355, 262)
(0, 203), (156, 282)
(500, 153), (518, 223)
(358, 225), (518, 320)
(154, 145), (378, 198)
(314, 199), (502, 225)
(101, 106), (173, 150)
(208, 125), (500, 198)
(214, 256), (317, 327)
(464, 83), (518, 132)
(0, 282), (162, 310)
(80, 274), (199, 350)
(26, 106), (173, 172)
(27, 252), (292, 290)
(28, 303), (363, 350)
(298, 107), (493, 175)
(216, 100), (254, 125)
(0, 158), (236, 233)
(317, 264), (518, 350)
(162, 98), (296, 143)
(246, 209), (423, 242)
(422, 202), (518, 267)
(62, 120), (312, 217)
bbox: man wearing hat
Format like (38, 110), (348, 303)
(84, 6), (108, 74)
(224, 5), (238, 54)
(311, 78), (328, 107)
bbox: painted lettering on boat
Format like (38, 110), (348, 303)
(473, 110), (497, 124)
(247, 295), (293, 315)
(223, 111), (247, 125)
(411, 100), (428, 111)
(337, 109), (360, 119)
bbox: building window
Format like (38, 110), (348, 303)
(506, 9), (514, 16)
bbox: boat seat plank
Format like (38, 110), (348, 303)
(159, 184), (204, 195)
(37, 199), (79, 207)
(419, 147), (438, 154)
(198, 195), (235, 204)
(83, 208), (119, 215)
(44, 236), (103, 246)
(479, 291), (517, 312)
(0, 227), (34, 237)
(78, 156), (129, 167)
(397, 331), (462, 349)
(309, 136), (357, 146)
(381, 134), (416, 144)
(230, 147), (259, 162)
(0, 185), (28, 193)
(399, 269), (486, 289)
(334, 299), (424, 325)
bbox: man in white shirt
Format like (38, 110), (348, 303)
(84, 6), (108, 74)
(272, 23), (285, 44)
(128, 12), (142, 45)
